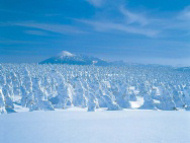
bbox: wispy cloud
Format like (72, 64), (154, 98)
(74, 2), (161, 37)
(77, 3), (190, 38)
(0, 9), (63, 17)
(162, 6), (190, 34)
(12, 22), (86, 35)
(77, 19), (159, 37)
(0, 9), (33, 15)
(178, 6), (190, 20)
(0, 40), (42, 44)
(44, 13), (63, 17)
(86, 0), (104, 7)
(120, 6), (149, 26)
(24, 30), (49, 36)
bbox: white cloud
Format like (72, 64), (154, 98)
(76, 3), (160, 37)
(178, 6), (190, 20)
(0, 40), (41, 44)
(24, 30), (48, 36)
(86, 0), (104, 7)
(77, 4), (190, 38)
(12, 22), (85, 35)
(78, 19), (159, 37)
(163, 6), (190, 32)
(120, 6), (149, 26)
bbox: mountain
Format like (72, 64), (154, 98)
(175, 67), (190, 72)
(39, 51), (111, 66)
(111, 60), (126, 66)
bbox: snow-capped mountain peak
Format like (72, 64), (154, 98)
(58, 51), (75, 58)
(39, 51), (110, 66)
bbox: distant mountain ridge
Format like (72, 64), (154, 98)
(39, 51), (111, 66)
(175, 67), (190, 72)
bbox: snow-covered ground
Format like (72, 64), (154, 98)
(1, 109), (190, 143)
(1, 64), (190, 143)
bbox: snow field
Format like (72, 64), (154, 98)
(0, 110), (190, 143)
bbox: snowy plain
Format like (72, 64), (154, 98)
(1, 109), (190, 143)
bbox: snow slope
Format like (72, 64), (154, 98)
(0, 110), (190, 143)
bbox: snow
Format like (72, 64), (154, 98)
(1, 63), (190, 142)
(1, 63), (190, 114)
(0, 110), (190, 143)
(130, 96), (144, 108)
(39, 51), (110, 65)
(58, 51), (75, 58)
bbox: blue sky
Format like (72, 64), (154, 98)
(0, 0), (190, 65)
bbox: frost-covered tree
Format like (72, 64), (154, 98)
(72, 77), (87, 107)
(49, 70), (73, 109)
(0, 88), (6, 114)
(30, 77), (54, 111)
